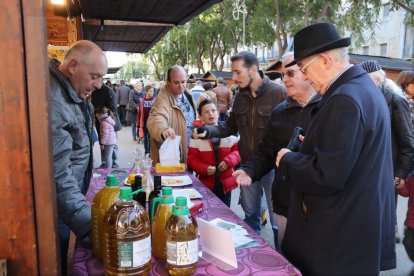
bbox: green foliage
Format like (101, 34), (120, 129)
(113, 59), (150, 82)
(145, 0), (413, 74)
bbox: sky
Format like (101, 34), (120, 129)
(105, 51), (128, 68)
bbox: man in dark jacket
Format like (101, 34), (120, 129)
(276, 23), (396, 274)
(195, 51), (287, 245)
(360, 59), (414, 243)
(234, 53), (321, 249)
(91, 84), (121, 168)
(49, 40), (108, 274)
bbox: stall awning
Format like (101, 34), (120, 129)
(61, 0), (221, 53)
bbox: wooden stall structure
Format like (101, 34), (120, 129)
(1, 0), (59, 274)
(349, 53), (413, 82)
(201, 70), (234, 86)
(187, 73), (204, 83)
(0, 0), (223, 274)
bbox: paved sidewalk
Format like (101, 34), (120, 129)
(93, 126), (413, 275)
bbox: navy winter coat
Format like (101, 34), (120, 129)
(279, 65), (396, 275)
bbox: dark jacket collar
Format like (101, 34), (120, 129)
(286, 93), (322, 109)
(318, 65), (366, 109)
(49, 58), (83, 104)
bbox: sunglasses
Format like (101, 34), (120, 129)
(281, 69), (298, 79)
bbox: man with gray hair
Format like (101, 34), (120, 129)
(276, 23), (395, 274)
(213, 77), (233, 122)
(360, 59), (414, 244)
(234, 52), (321, 249)
(49, 40), (108, 274)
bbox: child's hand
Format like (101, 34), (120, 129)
(395, 177), (405, 189)
(218, 161), (228, 172)
(100, 145), (104, 150)
(206, 166), (216, 175)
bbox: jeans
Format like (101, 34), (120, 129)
(275, 214), (287, 251)
(132, 122), (137, 140)
(240, 169), (277, 234)
(58, 217), (70, 276)
(213, 181), (232, 207)
(100, 138), (119, 166)
(118, 105), (127, 125)
(143, 125), (150, 154)
(103, 145), (115, 168)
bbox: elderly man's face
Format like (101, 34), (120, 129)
(168, 69), (187, 95)
(70, 54), (107, 99)
(297, 55), (327, 94)
(282, 56), (312, 100)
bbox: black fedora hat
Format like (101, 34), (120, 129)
(286, 22), (351, 67)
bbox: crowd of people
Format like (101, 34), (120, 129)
(49, 22), (414, 275)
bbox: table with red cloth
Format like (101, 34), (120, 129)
(71, 168), (301, 276)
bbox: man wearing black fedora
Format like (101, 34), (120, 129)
(276, 22), (396, 274)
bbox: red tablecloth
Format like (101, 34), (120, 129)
(71, 168), (301, 276)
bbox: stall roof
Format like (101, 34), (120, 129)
(349, 54), (413, 71)
(63, 0), (221, 53)
(201, 70), (232, 81)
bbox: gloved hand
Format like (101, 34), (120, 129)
(194, 126), (209, 139)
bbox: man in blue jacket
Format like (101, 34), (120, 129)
(276, 23), (396, 274)
(49, 40), (108, 274)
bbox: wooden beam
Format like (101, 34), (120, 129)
(0, 0), (38, 274)
(84, 19), (174, 27)
(22, 0), (60, 274)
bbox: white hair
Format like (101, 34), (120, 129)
(325, 47), (349, 62)
(384, 78), (403, 96)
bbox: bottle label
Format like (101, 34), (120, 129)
(166, 239), (198, 265)
(118, 236), (151, 268)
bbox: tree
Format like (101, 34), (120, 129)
(145, 0), (413, 74)
(113, 57), (150, 82)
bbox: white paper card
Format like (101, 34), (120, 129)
(159, 136), (181, 166)
(196, 218), (238, 270)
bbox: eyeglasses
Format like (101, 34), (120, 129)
(299, 56), (318, 74)
(281, 70), (298, 80)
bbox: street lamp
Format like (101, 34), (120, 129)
(233, 0), (247, 50)
(185, 23), (189, 70)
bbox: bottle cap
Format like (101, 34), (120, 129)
(172, 196), (189, 216)
(106, 174), (118, 187)
(161, 187), (173, 196)
(175, 196), (187, 206)
(119, 187), (133, 200)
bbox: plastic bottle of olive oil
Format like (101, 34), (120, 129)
(103, 186), (151, 275)
(91, 170), (127, 260)
(165, 197), (198, 275)
(151, 187), (174, 260)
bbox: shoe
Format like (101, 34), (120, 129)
(98, 163), (106, 169)
(133, 138), (137, 141)
(396, 225), (401, 243)
(112, 163), (119, 168)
